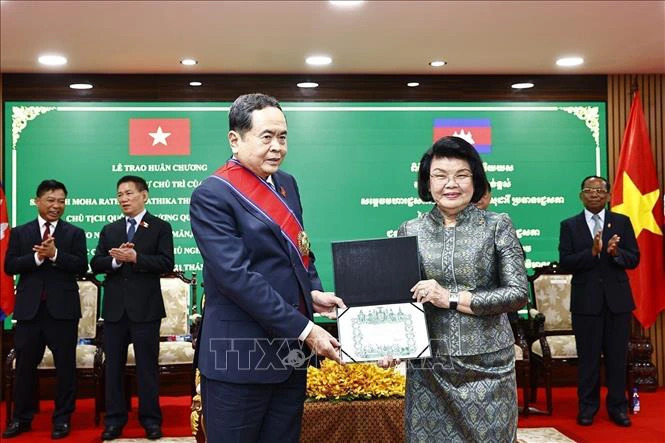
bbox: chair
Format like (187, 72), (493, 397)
(511, 316), (531, 416)
(109, 271), (197, 422)
(528, 262), (575, 415)
(190, 291), (205, 442)
(4, 274), (104, 425)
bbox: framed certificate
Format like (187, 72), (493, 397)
(336, 302), (431, 363)
(331, 236), (422, 306)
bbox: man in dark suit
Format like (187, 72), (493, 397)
(3, 179), (87, 439)
(559, 175), (640, 427)
(91, 175), (174, 441)
(190, 93), (345, 443)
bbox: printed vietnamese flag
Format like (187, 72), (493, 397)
(129, 118), (191, 156)
(433, 118), (492, 153)
(610, 91), (665, 329)
(0, 182), (14, 321)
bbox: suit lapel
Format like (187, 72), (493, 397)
(271, 174), (289, 201)
(574, 212), (592, 246)
(603, 210), (615, 243)
(268, 174), (304, 259)
(111, 217), (128, 246)
(130, 212), (150, 245)
(30, 219), (42, 244)
(232, 192), (291, 255)
(228, 173), (300, 261)
(52, 219), (66, 238)
(271, 173), (313, 311)
(273, 172), (303, 223)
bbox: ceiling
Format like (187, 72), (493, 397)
(1, 0), (664, 75)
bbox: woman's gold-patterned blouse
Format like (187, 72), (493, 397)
(398, 204), (528, 356)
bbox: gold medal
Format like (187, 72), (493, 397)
(297, 230), (310, 256)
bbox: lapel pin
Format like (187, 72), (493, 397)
(279, 186), (287, 198)
(140, 221), (149, 228)
(607, 223), (611, 228)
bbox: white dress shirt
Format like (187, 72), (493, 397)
(584, 208), (606, 239)
(111, 209), (146, 269)
(34, 215), (58, 265)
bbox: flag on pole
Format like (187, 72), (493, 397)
(0, 182), (14, 320)
(610, 91), (665, 328)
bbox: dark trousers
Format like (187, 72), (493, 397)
(572, 304), (631, 417)
(103, 314), (161, 428)
(12, 302), (78, 425)
(201, 369), (307, 443)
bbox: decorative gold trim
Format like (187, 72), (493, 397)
(12, 106), (56, 150)
(190, 369), (202, 436)
(558, 106), (600, 150)
(297, 230), (310, 256)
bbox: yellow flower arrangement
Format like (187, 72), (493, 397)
(306, 359), (405, 401)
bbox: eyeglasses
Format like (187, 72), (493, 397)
(430, 173), (473, 184)
(582, 188), (608, 195)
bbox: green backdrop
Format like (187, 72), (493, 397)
(4, 101), (607, 323)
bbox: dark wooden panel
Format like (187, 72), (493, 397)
(2, 74), (606, 102)
(608, 74), (665, 387)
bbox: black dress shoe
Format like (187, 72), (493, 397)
(609, 411), (632, 427)
(2, 421), (31, 438)
(52, 422), (70, 439)
(145, 424), (163, 440)
(576, 414), (593, 426)
(101, 425), (123, 440)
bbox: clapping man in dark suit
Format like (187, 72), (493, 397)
(3, 180), (87, 439)
(190, 93), (345, 443)
(559, 175), (640, 427)
(91, 175), (174, 441)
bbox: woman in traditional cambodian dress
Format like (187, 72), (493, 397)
(388, 136), (528, 442)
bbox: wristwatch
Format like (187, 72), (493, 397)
(449, 291), (459, 310)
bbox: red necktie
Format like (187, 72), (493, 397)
(40, 222), (51, 301)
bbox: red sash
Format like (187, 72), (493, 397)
(214, 160), (310, 270)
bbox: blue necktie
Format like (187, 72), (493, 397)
(127, 218), (137, 242)
(592, 214), (602, 237)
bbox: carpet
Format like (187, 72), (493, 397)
(110, 428), (575, 443)
(115, 439), (196, 443)
(3, 388), (663, 442)
(517, 427), (576, 442)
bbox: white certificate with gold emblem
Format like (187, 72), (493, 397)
(336, 302), (431, 363)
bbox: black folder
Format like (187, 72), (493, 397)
(331, 236), (421, 307)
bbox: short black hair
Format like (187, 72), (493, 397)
(117, 175), (148, 192)
(580, 175), (610, 192)
(228, 93), (283, 136)
(417, 136), (487, 203)
(484, 178), (492, 194)
(36, 179), (67, 197)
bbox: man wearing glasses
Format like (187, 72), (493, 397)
(559, 175), (639, 428)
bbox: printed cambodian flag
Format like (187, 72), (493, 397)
(433, 118), (492, 153)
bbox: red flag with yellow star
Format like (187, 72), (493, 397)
(611, 91), (665, 328)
